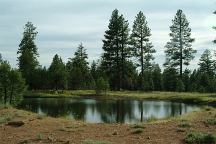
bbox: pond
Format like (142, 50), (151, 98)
(19, 97), (201, 124)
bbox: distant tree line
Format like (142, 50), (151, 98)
(1, 9), (216, 100)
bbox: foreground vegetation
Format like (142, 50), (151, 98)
(25, 90), (216, 105)
(0, 105), (215, 144)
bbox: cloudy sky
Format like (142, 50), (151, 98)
(0, 0), (215, 69)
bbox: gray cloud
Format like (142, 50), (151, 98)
(0, 0), (215, 68)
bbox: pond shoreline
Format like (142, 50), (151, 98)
(24, 90), (216, 106)
(0, 106), (216, 144)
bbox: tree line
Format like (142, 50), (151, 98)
(0, 9), (216, 102)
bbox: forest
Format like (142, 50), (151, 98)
(0, 9), (216, 104)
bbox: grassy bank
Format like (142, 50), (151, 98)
(24, 90), (216, 105)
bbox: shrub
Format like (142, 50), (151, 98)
(185, 132), (216, 144)
(131, 128), (144, 134)
(95, 77), (109, 95)
(205, 119), (216, 126)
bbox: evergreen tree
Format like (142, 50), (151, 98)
(182, 69), (190, 92)
(0, 61), (26, 105)
(95, 77), (109, 95)
(130, 11), (155, 77)
(91, 60), (98, 80)
(152, 64), (162, 91)
(0, 61), (10, 104)
(102, 9), (131, 90)
(17, 22), (39, 89)
(67, 43), (94, 89)
(49, 54), (67, 90)
(198, 49), (215, 76)
(164, 10), (196, 77)
(176, 79), (185, 92)
(162, 67), (178, 91)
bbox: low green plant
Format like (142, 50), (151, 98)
(185, 132), (216, 144)
(131, 124), (146, 129)
(204, 119), (216, 126)
(179, 122), (192, 128)
(37, 133), (44, 140)
(131, 128), (144, 134)
(0, 113), (13, 124)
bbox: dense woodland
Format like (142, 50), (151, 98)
(1, 9), (216, 104)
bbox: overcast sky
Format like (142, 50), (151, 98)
(0, 0), (215, 69)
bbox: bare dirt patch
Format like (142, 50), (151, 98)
(0, 107), (215, 144)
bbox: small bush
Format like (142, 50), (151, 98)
(185, 132), (216, 144)
(179, 122), (192, 128)
(95, 77), (109, 96)
(131, 124), (146, 129)
(205, 119), (216, 126)
(36, 133), (44, 140)
(131, 128), (144, 134)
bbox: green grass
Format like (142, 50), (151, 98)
(204, 119), (216, 126)
(82, 140), (111, 144)
(178, 122), (192, 128)
(185, 132), (216, 144)
(24, 90), (216, 104)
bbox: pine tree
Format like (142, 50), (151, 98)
(164, 10), (196, 77)
(162, 67), (178, 91)
(130, 11), (155, 76)
(102, 9), (130, 90)
(198, 49), (215, 76)
(67, 43), (94, 89)
(0, 61), (26, 105)
(49, 54), (67, 90)
(152, 64), (162, 91)
(17, 22), (39, 89)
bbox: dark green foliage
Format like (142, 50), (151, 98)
(199, 49), (215, 77)
(49, 54), (67, 90)
(67, 43), (94, 90)
(164, 10), (196, 77)
(0, 61), (26, 105)
(130, 11), (155, 77)
(185, 132), (216, 144)
(176, 79), (185, 92)
(17, 22), (39, 89)
(95, 77), (109, 95)
(162, 67), (179, 91)
(102, 9), (131, 90)
(151, 64), (162, 91)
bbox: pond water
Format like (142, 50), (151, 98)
(19, 97), (201, 124)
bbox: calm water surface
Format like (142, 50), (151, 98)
(19, 97), (201, 124)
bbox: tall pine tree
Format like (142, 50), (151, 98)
(102, 9), (130, 90)
(164, 10), (196, 77)
(130, 11), (155, 76)
(17, 22), (39, 89)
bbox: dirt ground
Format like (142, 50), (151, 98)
(0, 107), (215, 144)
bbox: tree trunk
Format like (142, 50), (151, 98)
(10, 84), (14, 104)
(4, 87), (7, 104)
(179, 14), (183, 78)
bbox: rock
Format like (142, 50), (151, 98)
(112, 131), (118, 135)
(147, 136), (151, 140)
(7, 121), (24, 127)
